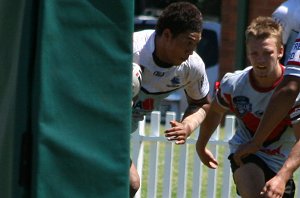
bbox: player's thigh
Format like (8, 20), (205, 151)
(233, 163), (265, 197)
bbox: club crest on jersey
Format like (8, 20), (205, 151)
(233, 96), (252, 117)
(167, 76), (181, 88)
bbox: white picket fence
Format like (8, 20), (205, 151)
(131, 111), (300, 198)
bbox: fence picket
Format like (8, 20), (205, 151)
(221, 115), (235, 198)
(192, 151), (202, 198)
(177, 144), (188, 198)
(162, 112), (176, 198)
(147, 112), (160, 198)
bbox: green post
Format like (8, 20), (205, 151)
(0, 0), (133, 197)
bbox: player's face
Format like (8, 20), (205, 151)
(247, 37), (283, 78)
(164, 30), (201, 65)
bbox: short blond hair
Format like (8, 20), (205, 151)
(246, 16), (283, 50)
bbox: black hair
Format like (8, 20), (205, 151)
(155, 2), (203, 37)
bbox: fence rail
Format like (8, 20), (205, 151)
(131, 111), (299, 198)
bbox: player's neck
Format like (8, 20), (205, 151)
(250, 64), (283, 89)
(154, 35), (173, 68)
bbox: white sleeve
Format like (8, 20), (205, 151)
(290, 93), (300, 125)
(272, 1), (292, 44)
(285, 33), (300, 78)
(184, 55), (210, 100)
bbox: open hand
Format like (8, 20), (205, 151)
(196, 146), (218, 169)
(165, 120), (190, 145)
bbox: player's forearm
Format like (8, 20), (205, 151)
(253, 78), (299, 146)
(197, 109), (224, 148)
(276, 140), (300, 182)
(181, 103), (209, 136)
(181, 107), (207, 136)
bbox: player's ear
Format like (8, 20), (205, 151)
(162, 28), (172, 39)
(278, 44), (284, 59)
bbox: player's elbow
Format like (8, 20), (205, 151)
(277, 76), (300, 98)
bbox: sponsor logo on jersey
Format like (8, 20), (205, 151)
(153, 71), (165, 77)
(167, 76), (181, 88)
(134, 98), (155, 111)
(233, 96), (252, 117)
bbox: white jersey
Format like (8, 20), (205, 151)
(272, 0), (300, 74)
(272, 0), (300, 45)
(131, 30), (209, 128)
(285, 33), (300, 76)
(217, 66), (300, 173)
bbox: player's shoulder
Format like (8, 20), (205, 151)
(222, 66), (250, 80)
(133, 30), (155, 42)
(272, 0), (300, 31)
(185, 52), (205, 71)
(133, 30), (155, 52)
(221, 66), (251, 85)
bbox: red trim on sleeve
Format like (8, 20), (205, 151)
(287, 61), (300, 67)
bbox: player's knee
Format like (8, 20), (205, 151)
(130, 161), (140, 197)
(130, 173), (140, 191)
(130, 174), (140, 198)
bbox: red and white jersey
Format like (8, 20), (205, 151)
(132, 30), (209, 120)
(217, 66), (300, 173)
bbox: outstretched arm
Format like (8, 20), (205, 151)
(234, 76), (300, 165)
(260, 122), (300, 197)
(196, 99), (227, 169)
(165, 94), (210, 145)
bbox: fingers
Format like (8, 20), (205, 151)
(208, 160), (218, 169)
(233, 152), (244, 166)
(260, 181), (284, 198)
(165, 134), (186, 144)
(175, 139), (186, 145)
(197, 148), (219, 169)
(260, 186), (268, 197)
(165, 131), (186, 143)
(165, 120), (188, 143)
(166, 133), (186, 144)
(260, 190), (282, 198)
